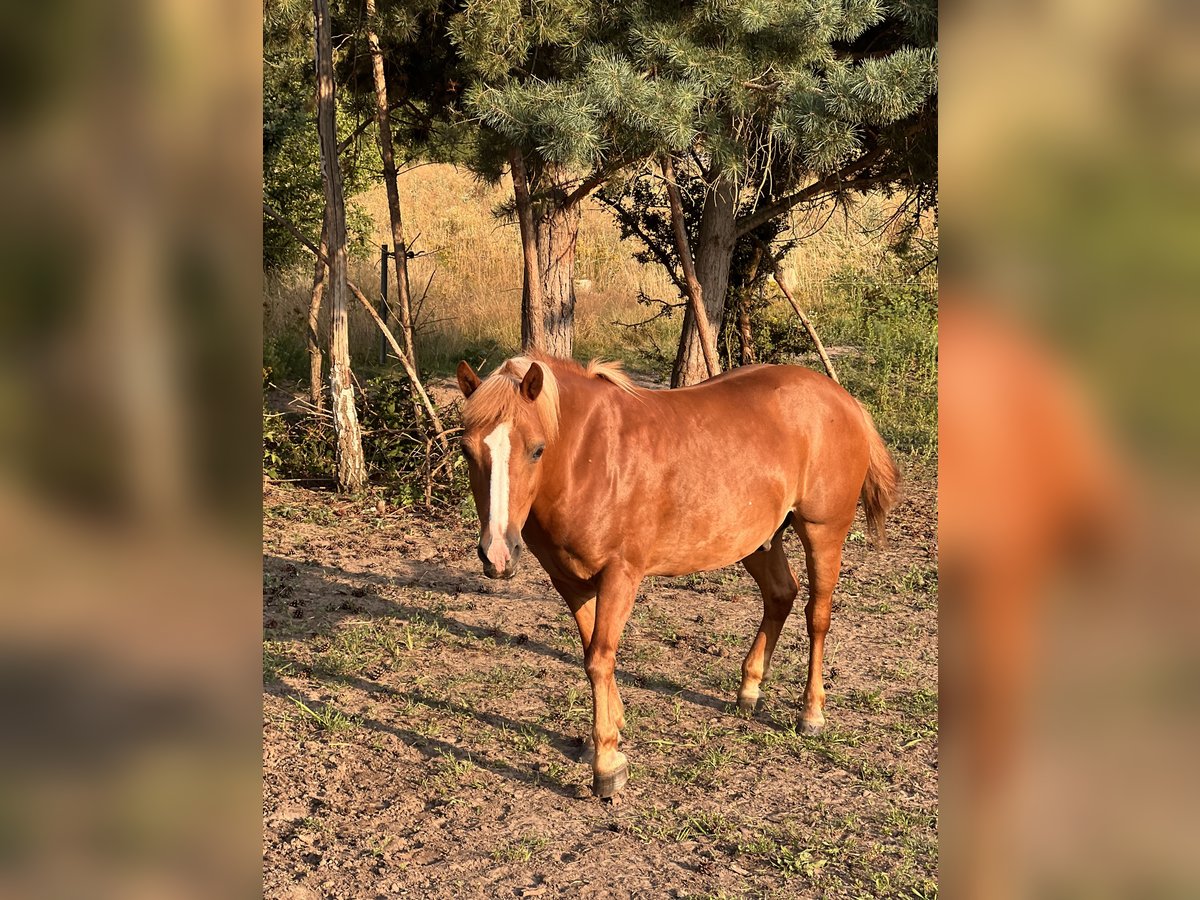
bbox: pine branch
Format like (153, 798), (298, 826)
(594, 191), (686, 296)
(562, 155), (639, 208)
(735, 146), (887, 236)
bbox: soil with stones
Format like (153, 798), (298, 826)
(263, 460), (937, 900)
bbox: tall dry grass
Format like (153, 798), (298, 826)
(263, 163), (932, 379)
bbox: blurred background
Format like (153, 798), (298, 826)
(941, 0), (1200, 896)
(0, 0), (261, 896)
(0, 0), (1195, 895)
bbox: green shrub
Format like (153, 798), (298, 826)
(357, 375), (469, 508)
(263, 332), (311, 385)
(821, 269), (937, 456)
(262, 410), (333, 482)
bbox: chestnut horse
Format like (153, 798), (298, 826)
(455, 354), (898, 798)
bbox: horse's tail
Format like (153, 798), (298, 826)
(857, 401), (900, 548)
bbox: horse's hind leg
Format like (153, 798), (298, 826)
(737, 536), (800, 713)
(795, 519), (852, 735)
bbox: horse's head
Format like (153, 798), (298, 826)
(456, 359), (555, 579)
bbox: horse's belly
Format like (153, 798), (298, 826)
(643, 493), (792, 577)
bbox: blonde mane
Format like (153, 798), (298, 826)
(462, 355), (638, 443)
(585, 358), (638, 394)
(463, 356), (561, 444)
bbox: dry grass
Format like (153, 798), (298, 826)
(263, 163), (928, 377)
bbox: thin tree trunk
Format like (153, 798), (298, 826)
(671, 171), (737, 386)
(365, 0), (417, 370)
(314, 0), (366, 492)
(307, 212), (329, 410)
(510, 148), (545, 352)
(535, 178), (581, 357)
(662, 156), (719, 384)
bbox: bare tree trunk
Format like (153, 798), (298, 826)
(510, 148), (545, 352)
(307, 212), (329, 410)
(365, 0), (417, 370)
(671, 173), (737, 387)
(512, 157), (581, 357)
(314, 0), (366, 492)
(662, 156), (720, 384)
(535, 182), (581, 357)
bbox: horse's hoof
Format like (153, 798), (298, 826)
(800, 719), (825, 737)
(736, 694), (759, 715)
(592, 762), (629, 799)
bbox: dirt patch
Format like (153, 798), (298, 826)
(263, 459), (937, 899)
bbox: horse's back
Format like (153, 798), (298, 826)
(616, 365), (871, 572)
(664, 364), (867, 449)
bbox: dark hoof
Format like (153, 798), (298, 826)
(800, 720), (824, 737)
(736, 695), (759, 715)
(592, 762), (629, 799)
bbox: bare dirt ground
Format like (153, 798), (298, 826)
(263, 460), (937, 900)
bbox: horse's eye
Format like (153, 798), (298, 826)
(531, 445), (544, 461)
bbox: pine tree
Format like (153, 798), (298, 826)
(447, 1), (701, 355)
(603, 0), (938, 384)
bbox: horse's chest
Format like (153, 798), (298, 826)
(523, 529), (601, 584)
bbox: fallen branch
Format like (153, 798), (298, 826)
(263, 203), (449, 450)
(661, 155), (720, 380)
(763, 251), (840, 384)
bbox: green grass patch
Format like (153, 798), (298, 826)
(490, 833), (548, 864)
(289, 697), (357, 734)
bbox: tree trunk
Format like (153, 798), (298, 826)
(736, 297), (754, 366)
(513, 159), (581, 358)
(663, 156), (720, 384)
(510, 149), (545, 352)
(671, 175), (738, 387)
(365, 0), (417, 370)
(307, 212), (328, 410)
(535, 190), (581, 358)
(314, 0), (366, 492)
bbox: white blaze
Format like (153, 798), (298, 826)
(483, 423), (512, 545)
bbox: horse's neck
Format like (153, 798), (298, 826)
(536, 378), (607, 506)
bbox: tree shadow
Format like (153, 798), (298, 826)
(276, 682), (581, 800)
(264, 554), (734, 717)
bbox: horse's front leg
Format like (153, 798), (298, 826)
(584, 566), (639, 798)
(551, 577), (624, 760)
(565, 595), (625, 733)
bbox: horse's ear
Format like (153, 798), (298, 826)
(456, 361), (481, 398)
(520, 363), (543, 402)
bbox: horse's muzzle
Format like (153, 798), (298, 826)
(478, 538), (521, 579)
